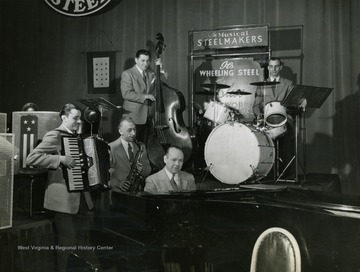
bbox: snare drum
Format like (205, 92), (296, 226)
(203, 101), (231, 124)
(204, 122), (274, 184)
(264, 101), (287, 127)
(265, 124), (287, 140)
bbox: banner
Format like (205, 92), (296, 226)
(87, 51), (116, 94)
(194, 57), (265, 120)
(191, 25), (268, 51)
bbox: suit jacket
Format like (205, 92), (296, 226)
(253, 77), (293, 116)
(26, 124), (93, 214)
(108, 137), (151, 192)
(121, 65), (156, 124)
(144, 168), (196, 194)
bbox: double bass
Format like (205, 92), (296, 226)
(146, 33), (193, 169)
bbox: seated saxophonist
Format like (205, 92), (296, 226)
(108, 116), (151, 193)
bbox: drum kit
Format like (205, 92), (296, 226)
(196, 81), (289, 185)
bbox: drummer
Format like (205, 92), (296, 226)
(252, 57), (293, 118)
(252, 57), (294, 179)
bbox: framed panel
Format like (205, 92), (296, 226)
(87, 51), (116, 94)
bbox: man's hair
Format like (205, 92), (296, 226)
(22, 102), (38, 111)
(269, 57), (282, 66)
(165, 145), (184, 156)
(118, 116), (135, 129)
(59, 103), (80, 118)
(136, 49), (150, 59)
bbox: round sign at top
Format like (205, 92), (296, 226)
(44, 0), (121, 17)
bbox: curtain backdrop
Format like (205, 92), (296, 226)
(0, 0), (359, 194)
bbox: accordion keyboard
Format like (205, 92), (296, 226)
(62, 136), (87, 191)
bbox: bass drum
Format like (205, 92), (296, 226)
(204, 122), (274, 184)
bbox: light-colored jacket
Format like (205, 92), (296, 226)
(26, 124), (93, 214)
(121, 65), (156, 124)
(144, 168), (196, 194)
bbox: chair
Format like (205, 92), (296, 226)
(250, 227), (301, 272)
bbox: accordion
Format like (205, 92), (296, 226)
(61, 135), (110, 192)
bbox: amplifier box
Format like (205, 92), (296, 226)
(0, 133), (14, 229)
(0, 113), (7, 133)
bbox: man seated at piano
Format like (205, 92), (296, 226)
(26, 103), (101, 272)
(144, 145), (196, 194)
(108, 116), (151, 193)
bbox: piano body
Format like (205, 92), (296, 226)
(101, 185), (360, 271)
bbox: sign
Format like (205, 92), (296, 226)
(194, 58), (265, 120)
(191, 25), (269, 51)
(43, 0), (120, 17)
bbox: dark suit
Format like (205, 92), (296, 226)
(121, 65), (156, 125)
(144, 168), (196, 194)
(253, 77), (293, 117)
(108, 137), (151, 192)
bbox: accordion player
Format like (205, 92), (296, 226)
(61, 135), (110, 192)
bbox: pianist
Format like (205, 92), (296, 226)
(26, 103), (101, 272)
(144, 145), (196, 194)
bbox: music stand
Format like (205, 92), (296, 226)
(77, 97), (120, 110)
(277, 85), (333, 183)
(77, 97), (121, 137)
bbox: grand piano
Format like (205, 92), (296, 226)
(99, 183), (360, 272)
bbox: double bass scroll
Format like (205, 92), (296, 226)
(146, 33), (193, 169)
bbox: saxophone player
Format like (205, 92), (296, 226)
(108, 116), (151, 192)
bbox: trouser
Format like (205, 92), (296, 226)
(53, 194), (100, 272)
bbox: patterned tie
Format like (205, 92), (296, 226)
(128, 143), (134, 162)
(170, 174), (179, 191)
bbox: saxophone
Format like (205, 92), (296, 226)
(127, 139), (145, 194)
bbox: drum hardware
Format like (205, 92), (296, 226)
(275, 156), (296, 183)
(228, 111), (236, 124)
(199, 163), (213, 183)
(250, 165), (261, 181)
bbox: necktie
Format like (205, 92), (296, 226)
(272, 78), (277, 96)
(143, 71), (147, 86)
(170, 174), (179, 191)
(128, 143), (134, 162)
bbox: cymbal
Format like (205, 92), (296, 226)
(196, 91), (218, 95)
(226, 90), (252, 95)
(200, 83), (231, 89)
(250, 81), (280, 86)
